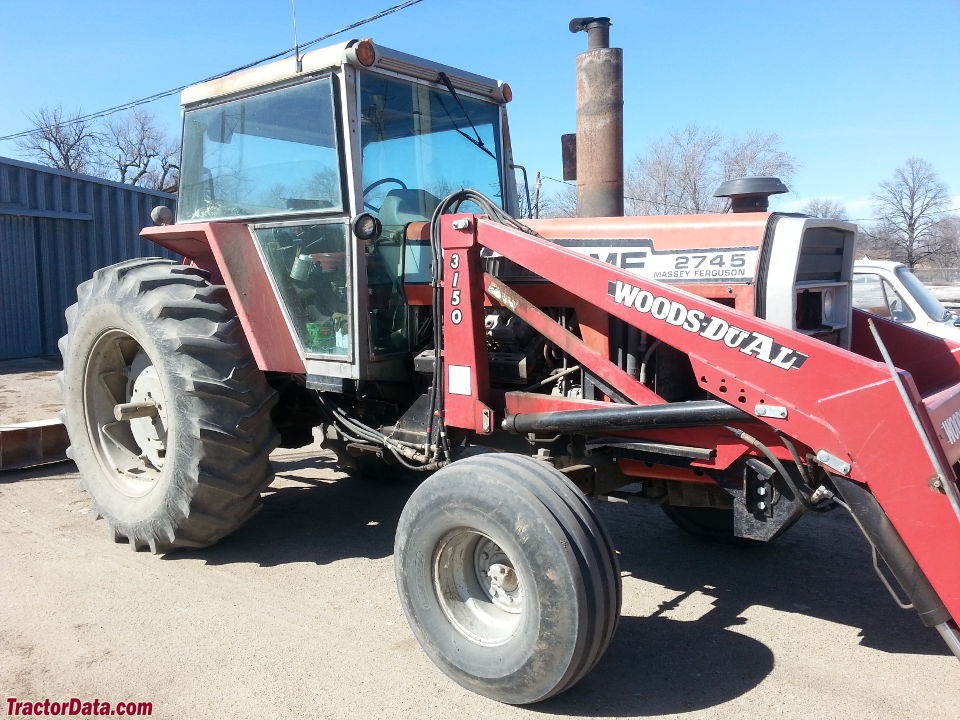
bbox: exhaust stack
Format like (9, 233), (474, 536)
(569, 16), (624, 218)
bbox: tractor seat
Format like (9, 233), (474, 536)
(379, 189), (440, 227)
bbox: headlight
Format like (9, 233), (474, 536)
(822, 289), (834, 322)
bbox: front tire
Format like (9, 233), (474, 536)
(59, 259), (279, 552)
(394, 454), (621, 704)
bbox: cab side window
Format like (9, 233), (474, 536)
(852, 273), (915, 323)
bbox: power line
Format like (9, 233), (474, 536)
(0, 0), (425, 143)
(542, 175), (703, 213)
(542, 176), (960, 222)
(848, 207), (960, 222)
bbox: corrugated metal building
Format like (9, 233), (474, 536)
(0, 157), (177, 359)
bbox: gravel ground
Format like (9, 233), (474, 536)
(1, 366), (958, 719)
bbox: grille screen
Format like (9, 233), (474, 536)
(797, 227), (847, 282)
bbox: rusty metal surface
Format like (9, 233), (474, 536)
(574, 48), (623, 218)
(0, 419), (69, 471)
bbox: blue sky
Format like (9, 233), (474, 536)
(2, 0), (958, 219)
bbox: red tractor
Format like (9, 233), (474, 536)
(59, 19), (960, 704)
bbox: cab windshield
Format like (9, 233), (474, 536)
(358, 72), (503, 228)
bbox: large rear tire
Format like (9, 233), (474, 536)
(394, 453), (621, 704)
(59, 259), (279, 552)
(660, 505), (769, 545)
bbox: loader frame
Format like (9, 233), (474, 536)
(434, 212), (960, 633)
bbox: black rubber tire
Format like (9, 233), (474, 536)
(394, 453), (621, 704)
(661, 505), (759, 544)
(59, 258), (279, 552)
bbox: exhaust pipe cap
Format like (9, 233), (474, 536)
(569, 16), (612, 50)
(714, 176), (788, 212)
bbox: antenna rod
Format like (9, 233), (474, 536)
(290, 0), (302, 69)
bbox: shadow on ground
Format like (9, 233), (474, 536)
(600, 502), (949, 659)
(154, 452), (949, 714)
(166, 452), (416, 568)
(0, 460), (75, 484)
(0, 357), (62, 375)
(536, 614), (774, 717)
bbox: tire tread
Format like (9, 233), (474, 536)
(60, 258), (279, 553)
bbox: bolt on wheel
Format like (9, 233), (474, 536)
(433, 530), (523, 646)
(83, 329), (169, 497)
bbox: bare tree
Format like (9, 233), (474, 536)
(145, 139), (180, 194)
(924, 216), (960, 268)
(538, 184), (577, 218)
(625, 126), (721, 215)
(15, 106), (99, 174)
(720, 131), (796, 186)
(801, 198), (848, 220)
(871, 158), (951, 268)
(99, 110), (179, 192)
(625, 125), (796, 216)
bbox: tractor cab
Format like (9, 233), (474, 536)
(174, 40), (516, 382)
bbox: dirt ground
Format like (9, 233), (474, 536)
(0, 357), (63, 425)
(1, 366), (958, 719)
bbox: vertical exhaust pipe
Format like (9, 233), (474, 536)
(570, 16), (623, 218)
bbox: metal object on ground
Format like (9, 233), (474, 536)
(0, 419), (69, 471)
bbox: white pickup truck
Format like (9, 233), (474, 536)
(853, 258), (960, 340)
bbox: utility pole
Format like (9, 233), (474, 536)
(534, 172), (542, 219)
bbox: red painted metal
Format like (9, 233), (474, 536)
(451, 216), (960, 622)
(851, 308), (960, 396)
(617, 460), (716, 484)
(438, 216), (493, 433)
(142, 223), (305, 374)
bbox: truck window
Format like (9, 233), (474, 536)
(852, 273), (915, 323)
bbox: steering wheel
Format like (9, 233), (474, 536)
(890, 298), (908, 322)
(362, 177), (407, 212)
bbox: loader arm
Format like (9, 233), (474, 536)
(439, 214), (960, 628)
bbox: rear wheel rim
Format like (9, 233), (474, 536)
(82, 329), (169, 497)
(432, 529), (523, 647)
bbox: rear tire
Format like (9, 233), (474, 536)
(661, 505), (761, 544)
(394, 453), (621, 704)
(59, 259), (279, 552)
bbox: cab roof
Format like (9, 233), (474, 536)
(181, 39), (508, 107)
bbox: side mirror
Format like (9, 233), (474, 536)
(561, 133), (577, 181)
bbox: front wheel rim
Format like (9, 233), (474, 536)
(433, 529), (523, 647)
